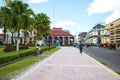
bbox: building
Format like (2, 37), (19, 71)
(46, 28), (74, 46)
(106, 18), (120, 47)
(85, 24), (110, 44)
(0, 27), (74, 46)
(12, 29), (37, 45)
(78, 32), (87, 43)
(0, 29), (37, 45)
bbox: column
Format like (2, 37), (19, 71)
(52, 36), (54, 45)
(68, 36), (70, 42)
(68, 36), (70, 46)
(63, 36), (65, 46)
(57, 36), (60, 46)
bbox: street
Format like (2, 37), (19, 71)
(84, 46), (120, 74)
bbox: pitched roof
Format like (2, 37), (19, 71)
(93, 24), (105, 29)
(49, 28), (73, 37)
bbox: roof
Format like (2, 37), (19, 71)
(49, 28), (73, 37)
(93, 24), (105, 29)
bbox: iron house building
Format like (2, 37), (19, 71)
(85, 24), (110, 44)
(46, 28), (74, 46)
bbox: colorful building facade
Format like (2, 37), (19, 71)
(85, 24), (110, 44)
(106, 18), (120, 47)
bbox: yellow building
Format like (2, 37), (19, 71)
(106, 18), (120, 47)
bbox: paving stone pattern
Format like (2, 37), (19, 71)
(15, 47), (120, 80)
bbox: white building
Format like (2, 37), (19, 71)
(85, 24), (110, 44)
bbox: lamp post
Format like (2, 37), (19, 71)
(48, 31), (51, 50)
(6, 33), (8, 44)
(11, 29), (14, 44)
(48, 36), (50, 50)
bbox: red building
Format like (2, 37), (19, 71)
(46, 28), (74, 46)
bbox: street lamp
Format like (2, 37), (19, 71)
(48, 31), (51, 50)
(11, 29), (14, 44)
(48, 36), (50, 50)
(6, 33), (8, 44)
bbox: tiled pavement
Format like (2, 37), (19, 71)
(15, 47), (120, 80)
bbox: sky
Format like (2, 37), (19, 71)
(0, 0), (120, 35)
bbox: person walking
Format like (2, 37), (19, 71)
(35, 44), (41, 55)
(79, 42), (83, 54)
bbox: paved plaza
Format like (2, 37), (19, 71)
(15, 47), (120, 80)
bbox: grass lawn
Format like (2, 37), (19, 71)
(43, 48), (60, 55)
(0, 47), (60, 79)
(0, 46), (4, 53)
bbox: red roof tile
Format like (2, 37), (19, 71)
(49, 28), (73, 37)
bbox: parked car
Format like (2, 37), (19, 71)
(72, 43), (79, 47)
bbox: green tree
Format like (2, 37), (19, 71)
(9, 0), (34, 51)
(0, 0), (34, 51)
(0, 6), (11, 44)
(33, 13), (51, 46)
(3, 0), (11, 6)
(34, 13), (51, 37)
(0, 0), (12, 44)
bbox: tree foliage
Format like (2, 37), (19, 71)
(0, 0), (51, 47)
(34, 13), (51, 37)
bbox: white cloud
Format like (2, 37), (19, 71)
(105, 10), (120, 23)
(87, 0), (120, 23)
(28, 0), (48, 3)
(53, 20), (74, 28)
(87, 0), (120, 15)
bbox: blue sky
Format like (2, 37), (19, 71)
(0, 0), (120, 35)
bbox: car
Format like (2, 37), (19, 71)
(72, 43), (79, 47)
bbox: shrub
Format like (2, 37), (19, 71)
(0, 46), (55, 65)
(12, 44), (16, 50)
(0, 49), (34, 65)
(19, 46), (29, 50)
(4, 44), (29, 52)
(4, 45), (14, 52)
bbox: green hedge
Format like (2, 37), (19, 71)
(41, 46), (55, 52)
(0, 46), (55, 65)
(0, 48), (34, 65)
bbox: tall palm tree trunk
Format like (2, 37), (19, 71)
(16, 31), (20, 51)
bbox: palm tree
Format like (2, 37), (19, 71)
(34, 13), (51, 37)
(3, 0), (11, 6)
(0, 0), (12, 44)
(0, 6), (11, 44)
(34, 13), (51, 46)
(1, 0), (34, 51)
(8, 0), (34, 51)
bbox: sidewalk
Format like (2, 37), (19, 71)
(14, 47), (120, 80)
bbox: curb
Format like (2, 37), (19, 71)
(84, 52), (120, 79)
